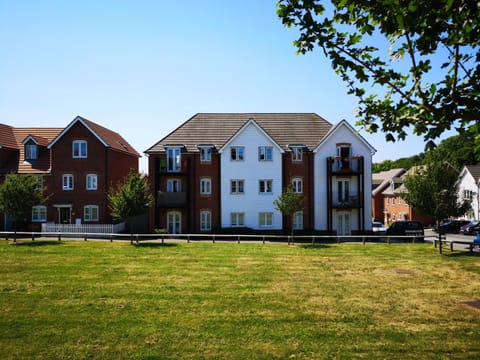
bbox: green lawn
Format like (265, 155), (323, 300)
(1, 239), (479, 359)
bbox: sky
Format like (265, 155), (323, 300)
(0, 0), (453, 173)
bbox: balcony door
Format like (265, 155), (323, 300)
(336, 212), (351, 236)
(167, 211), (181, 234)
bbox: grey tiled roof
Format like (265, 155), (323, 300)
(145, 113), (333, 153)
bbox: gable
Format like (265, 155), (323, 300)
(313, 120), (376, 154)
(218, 119), (284, 154)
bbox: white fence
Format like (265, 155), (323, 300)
(41, 222), (125, 234)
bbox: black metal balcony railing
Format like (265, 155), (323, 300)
(332, 195), (360, 208)
(330, 156), (362, 174)
(157, 191), (187, 208)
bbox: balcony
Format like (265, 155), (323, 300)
(332, 195), (361, 208)
(157, 191), (187, 208)
(330, 156), (362, 175)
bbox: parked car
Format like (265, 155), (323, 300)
(372, 221), (387, 234)
(386, 221), (424, 241)
(460, 221), (480, 235)
(433, 220), (470, 234)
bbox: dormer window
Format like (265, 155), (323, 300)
(25, 144), (38, 160)
(198, 145), (213, 163)
(73, 140), (87, 158)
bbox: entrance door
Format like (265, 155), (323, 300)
(336, 212), (351, 236)
(59, 207), (71, 224)
(167, 211), (181, 234)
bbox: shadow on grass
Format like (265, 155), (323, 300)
(298, 244), (332, 250)
(443, 251), (479, 258)
(10, 240), (63, 247)
(133, 242), (178, 248)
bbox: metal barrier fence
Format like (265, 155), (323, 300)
(1, 231), (435, 245)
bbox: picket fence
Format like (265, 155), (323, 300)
(41, 222), (125, 234)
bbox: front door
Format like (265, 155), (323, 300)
(336, 212), (351, 236)
(59, 207), (71, 224)
(167, 211), (181, 234)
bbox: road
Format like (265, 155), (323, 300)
(425, 229), (477, 252)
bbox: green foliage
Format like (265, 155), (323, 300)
(108, 169), (153, 222)
(0, 173), (46, 229)
(274, 185), (304, 237)
(373, 154), (425, 173)
(401, 162), (470, 222)
(277, 0), (480, 147)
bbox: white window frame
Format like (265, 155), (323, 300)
(199, 147), (212, 163)
(166, 147), (182, 172)
(258, 146), (273, 161)
(230, 146), (245, 161)
(72, 140), (87, 158)
(84, 205), (99, 222)
(259, 179), (273, 194)
(167, 178), (181, 192)
(25, 144), (38, 160)
(230, 212), (245, 227)
(291, 147), (303, 162)
(200, 178), (212, 195)
(292, 177), (303, 194)
(200, 210), (212, 231)
(337, 179), (350, 202)
(86, 174), (98, 190)
(32, 205), (47, 222)
(259, 212), (273, 228)
(62, 174), (74, 190)
(293, 211), (303, 230)
(230, 179), (245, 194)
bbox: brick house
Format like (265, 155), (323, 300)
(145, 113), (376, 235)
(371, 168), (406, 223)
(0, 116), (139, 230)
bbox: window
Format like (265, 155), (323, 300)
(336, 144), (351, 169)
(86, 174), (98, 190)
(386, 197), (390, 205)
(73, 140), (87, 158)
(167, 179), (181, 192)
(62, 174), (74, 190)
(292, 177), (303, 194)
(200, 210), (212, 231)
(291, 147), (303, 162)
(258, 146), (273, 161)
(337, 180), (350, 202)
(167, 147), (182, 172)
(259, 212), (273, 227)
(34, 175), (44, 191)
(231, 179), (244, 194)
(32, 205), (47, 222)
(293, 211), (303, 230)
(259, 180), (273, 194)
(84, 205), (99, 221)
(230, 212), (245, 227)
(200, 178), (212, 195)
(25, 144), (38, 160)
(464, 189), (474, 201)
(199, 147), (212, 162)
(230, 146), (244, 161)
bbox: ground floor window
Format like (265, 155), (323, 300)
(293, 211), (303, 230)
(167, 211), (181, 234)
(230, 212), (245, 227)
(200, 210), (211, 231)
(32, 205), (47, 222)
(259, 212), (273, 227)
(84, 205), (99, 222)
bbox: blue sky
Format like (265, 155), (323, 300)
(0, 0), (449, 172)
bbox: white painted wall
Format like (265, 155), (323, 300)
(458, 170), (479, 220)
(314, 123), (373, 232)
(220, 123), (283, 230)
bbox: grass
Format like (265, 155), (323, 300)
(1, 239), (480, 359)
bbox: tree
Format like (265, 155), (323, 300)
(108, 169), (153, 233)
(0, 173), (46, 233)
(274, 185), (304, 243)
(400, 162), (470, 224)
(277, 0), (480, 148)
